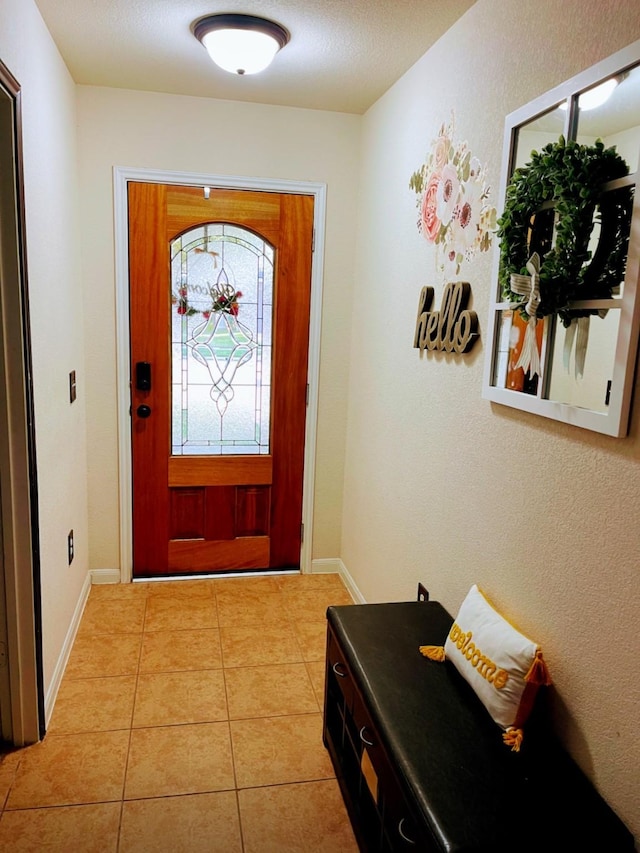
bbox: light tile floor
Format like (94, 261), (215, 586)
(0, 572), (359, 852)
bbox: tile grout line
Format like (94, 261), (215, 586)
(219, 589), (247, 853)
(116, 584), (150, 852)
(216, 590), (238, 793)
(234, 788), (246, 853)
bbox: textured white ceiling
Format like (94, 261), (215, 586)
(33, 0), (476, 114)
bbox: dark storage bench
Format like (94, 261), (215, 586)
(323, 598), (635, 852)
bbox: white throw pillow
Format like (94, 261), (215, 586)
(420, 584), (551, 750)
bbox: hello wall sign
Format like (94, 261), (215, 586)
(413, 280), (479, 355)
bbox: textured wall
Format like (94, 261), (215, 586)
(0, 0), (90, 694)
(76, 87), (361, 568)
(343, 0), (640, 838)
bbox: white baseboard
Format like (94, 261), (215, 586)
(90, 568), (121, 585)
(311, 557), (366, 604)
(310, 558), (342, 574)
(44, 571), (92, 727)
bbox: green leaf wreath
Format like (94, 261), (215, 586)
(497, 136), (633, 327)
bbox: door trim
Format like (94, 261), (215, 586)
(0, 59), (43, 745)
(114, 167), (327, 582)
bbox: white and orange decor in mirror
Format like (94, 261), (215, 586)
(483, 39), (640, 436)
(410, 114), (496, 355)
(171, 224), (273, 456)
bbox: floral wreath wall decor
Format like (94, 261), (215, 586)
(410, 116), (497, 281)
(410, 116), (496, 356)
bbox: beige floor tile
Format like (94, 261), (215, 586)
(212, 575), (282, 596)
(230, 713), (334, 788)
(5, 572), (357, 851)
(220, 623), (302, 668)
(77, 597), (147, 635)
(282, 589), (354, 622)
(0, 749), (21, 809)
(139, 628), (222, 672)
(0, 802), (121, 852)
(146, 579), (217, 600)
(48, 675), (136, 733)
(119, 791), (242, 853)
(292, 620), (328, 661)
(124, 722), (234, 799)
(88, 582), (149, 600)
(64, 633), (142, 679)
(133, 670), (227, 727)
(305, 660), (326, 706)
(6, 731), (129, 809)
(216, 591), (285, 628)
(274, 572), (348, 592)
(225, 663), (319, 719)
(144, 596), (218, 632)
(238, 780), (359, 853)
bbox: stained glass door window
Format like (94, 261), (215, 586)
(171, 223), (273, 455)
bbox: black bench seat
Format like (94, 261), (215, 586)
(324, 600), (635, 852)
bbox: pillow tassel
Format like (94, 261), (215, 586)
(503, 727), (524, 752)
(419, 645), (446, 661)
(524, 649), (552, 686)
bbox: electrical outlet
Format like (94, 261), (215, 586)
(68, 529), (74, 565)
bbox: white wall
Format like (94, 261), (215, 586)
(607, 124), (640, 172)
(343, 0), (640, 838)
(0, 0), (89, 699)
(76, 87), (361, 570)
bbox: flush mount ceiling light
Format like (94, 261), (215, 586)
(559, 76), (620, 111)
(193, 13), (290, 76)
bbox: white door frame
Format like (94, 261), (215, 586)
(113, 167), (326, 582)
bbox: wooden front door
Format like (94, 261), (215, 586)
(128, 183), (314, 577)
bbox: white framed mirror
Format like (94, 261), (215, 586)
(482, 39), (640, 437)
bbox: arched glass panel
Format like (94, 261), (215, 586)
(170, 223), (274, 455)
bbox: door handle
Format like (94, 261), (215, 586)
(135, 361), (152, 391)
(137, 405), (152, 418)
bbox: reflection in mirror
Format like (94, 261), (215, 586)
(542, 163), (633, 405)
(492, 309), (544, 395)
(547, 309), (620, 412)
(575, 65), (640, 172)
(579, 183), (634, 301)
(513, 106), (566, 169)
(483, 39), (640, 436)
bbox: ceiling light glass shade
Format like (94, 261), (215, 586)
(559, 77), (619, 111)
(193, 14), (290, 76)
(578, 77), (618, 110)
